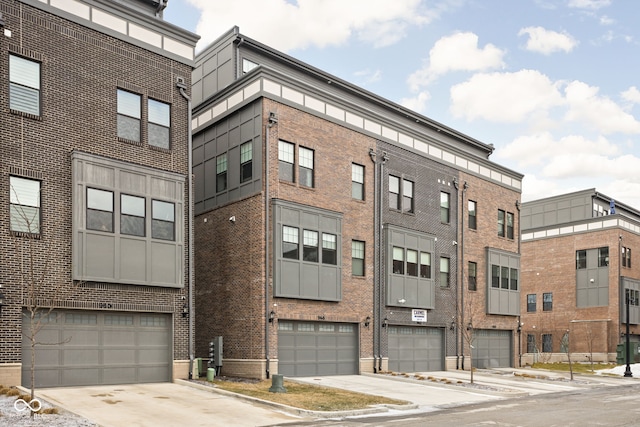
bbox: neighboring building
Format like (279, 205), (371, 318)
(0, 0), (198, 387)
(520, 189), (640, 364)
(191, 27), (523, 379)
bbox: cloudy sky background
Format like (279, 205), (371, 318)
(165, 0), (640, 207)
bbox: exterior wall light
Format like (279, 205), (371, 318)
(0, 286), (5, 316)
(382, 317), (388, 328)
(364, 316), (371, 328)
(268, 310), (276, 323)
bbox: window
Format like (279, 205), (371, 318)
(282, 226), (299, 259)
(506, 212), (514, 239)
(406, 249), (418, 276)
(440, 192), (450, 223)
(352, 163), (364, 200)
(148, 99), (170, 149)
(151, 200), (174, 241)
(120, 194), (145, 237)
(10, 55), (41, 116)
(510, 268), (518, 290)
(403, 180), (414, 213)
(420, 252), (431, 279)
(242, 58), (258, 74)
(393, 247), (404, 274)
(598, 247), (609, 267)
(117, 89), (141, 142)
(543, 292), (553, 311)
(278, 141), (295, 182)
(389, 176), (400, 209)
(576, 250), (586, 269)
(527, 334), (536, 353)
(468, 200), (477, 230)
(303, 230), (318, 262)
(542, 334), (553, 353)
(322, 233), (337, 265)
(9, 176), (41, 234)
(352, 240), (365, 276)
(527, 294), (537, 312)
(216, 154), (227, 192)
(501, 266), (509, 289)
(468, 261), (477, 291)
(491, 265), (499, 288)
(440, 257), (450, 287)
(623, 246), (632, 268)
(497, 209), (505, 237)
(87, 188), (114, 232)
(299, 147), (314, 188)
(240, 142), (253, 183)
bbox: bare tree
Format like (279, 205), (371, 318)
(561, 330), (574, 381)
(584, 322), (595, 372)
(11, 184), (70, 416)
(461, 291), (477, 384)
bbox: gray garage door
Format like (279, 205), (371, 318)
(388, 326), (443, 372)
(22, 310), (171, 388)
(472, 329), (512, 369)
(277, 321), (358, 377)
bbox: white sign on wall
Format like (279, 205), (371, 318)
(412, 309), (427, 322)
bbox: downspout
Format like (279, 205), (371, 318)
(369, 149), (378, 372)
(177, 78), (194, 379)
(460, 181), (467, 370)
(373, 150), (388, 373)
(516, 200), (522, 367)
(265, 112), (277, 379)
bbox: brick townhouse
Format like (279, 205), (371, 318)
(191, 27), (523, 379)
(520, 189), (640, 365)
(0, 0), (198, 387)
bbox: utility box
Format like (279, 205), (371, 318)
(209, 336), (223, 368)
(616, 342), (640, 365)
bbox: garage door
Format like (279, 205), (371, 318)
(472, 329), (512, 369)
(388, 326), (443, 372)
(277, 321), (358, 377)
(22, 310), (172, 387)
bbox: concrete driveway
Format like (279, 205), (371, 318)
(36, 382), (304, 427)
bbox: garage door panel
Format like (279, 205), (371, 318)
(277, 321), (358, 377)
(22, 310), (171, 387)
(389, 326), (443, 372)
(472, 329), (512, 369)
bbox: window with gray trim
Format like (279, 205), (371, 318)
(216, 154), (227, 192)
(278, 140), (295, 182)
(389, 175), (400, 209)
(542, 334), (552, 352)
(623, 246), (632, 268)
(151, 200), (175, 241)
(527, 334), (536, 353)
(527, 294), (536, 312)
(87, 188), (114, 232)
(440, 257), (450, 288)
(543, 292), (552, 311)
(486, 248), (520, 315)
(240, 142), (253, 183)
(576, 247), (610, 307)
(352, 163), (364, 200)
(576, 250), (586, 269)
(497, 209), (505, 237)
(9, 176), (41, 234)
(389, 175), (415, 213)
(506, 212), (514, 239)
(274, 200), (342, 301)
(468, 261), (477, 291)
(10, 55), (41, 116)
(148, 98), (171, 149)
(117, 89), (141, 142)
(352, 240), (365, 276)
(468, 200), (477, 230)
(120, 194), (145, 237)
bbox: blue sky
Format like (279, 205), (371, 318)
(165, 0), (640, 207)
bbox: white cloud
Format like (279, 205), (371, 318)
(621, 86), (640, 104)
(407, 32), (505, 90)
(187, 0), (439, 52)
(449, 70), (564, 122)
(400, 91), (431, 113)
(353, 69), (382, 85)
(563, 81), (640, 134)
(567, 0), (611, 9)
(599, 15), (615, 25)
(518, 26), (578, 55)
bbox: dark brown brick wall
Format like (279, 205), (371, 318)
(0, 0), (192, 363)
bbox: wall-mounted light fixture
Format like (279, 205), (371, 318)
(268, 310), (276, 323)
(364, 316), (371, 328)
(382, 317), (388, 328)
(182, 303), (189, 318)
(397, 298), (406, 304)
(466, 322), (473, 331)
(449, 321), (455, 331)
(0, 286), (5, 316)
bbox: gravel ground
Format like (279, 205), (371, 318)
(0, 394), (96, 427)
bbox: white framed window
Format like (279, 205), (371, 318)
(240, 142), (253, 183)
(440, 257), (450, 287)
(440, 192), (450, 223)
(389, 176), (400, 209)
(120, 194), (145, 237)
(87, 188), (114, 232)
(10, 55), (41, 116)
(9, 176), (41, 234)
(303, 229), (319, 262)
(278, 141), (295, 182)
(148, 99), (171, 149)
(403, 179), (414, 213)
(216, 154), (227, 192)
(352, 240), (365, 276)
(322, 233), (337, 265)
(299, 146), (314, 188)
(282, 226), (299, 259)
(117, 89), (141, 142)
(352, 163), (364, 200)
